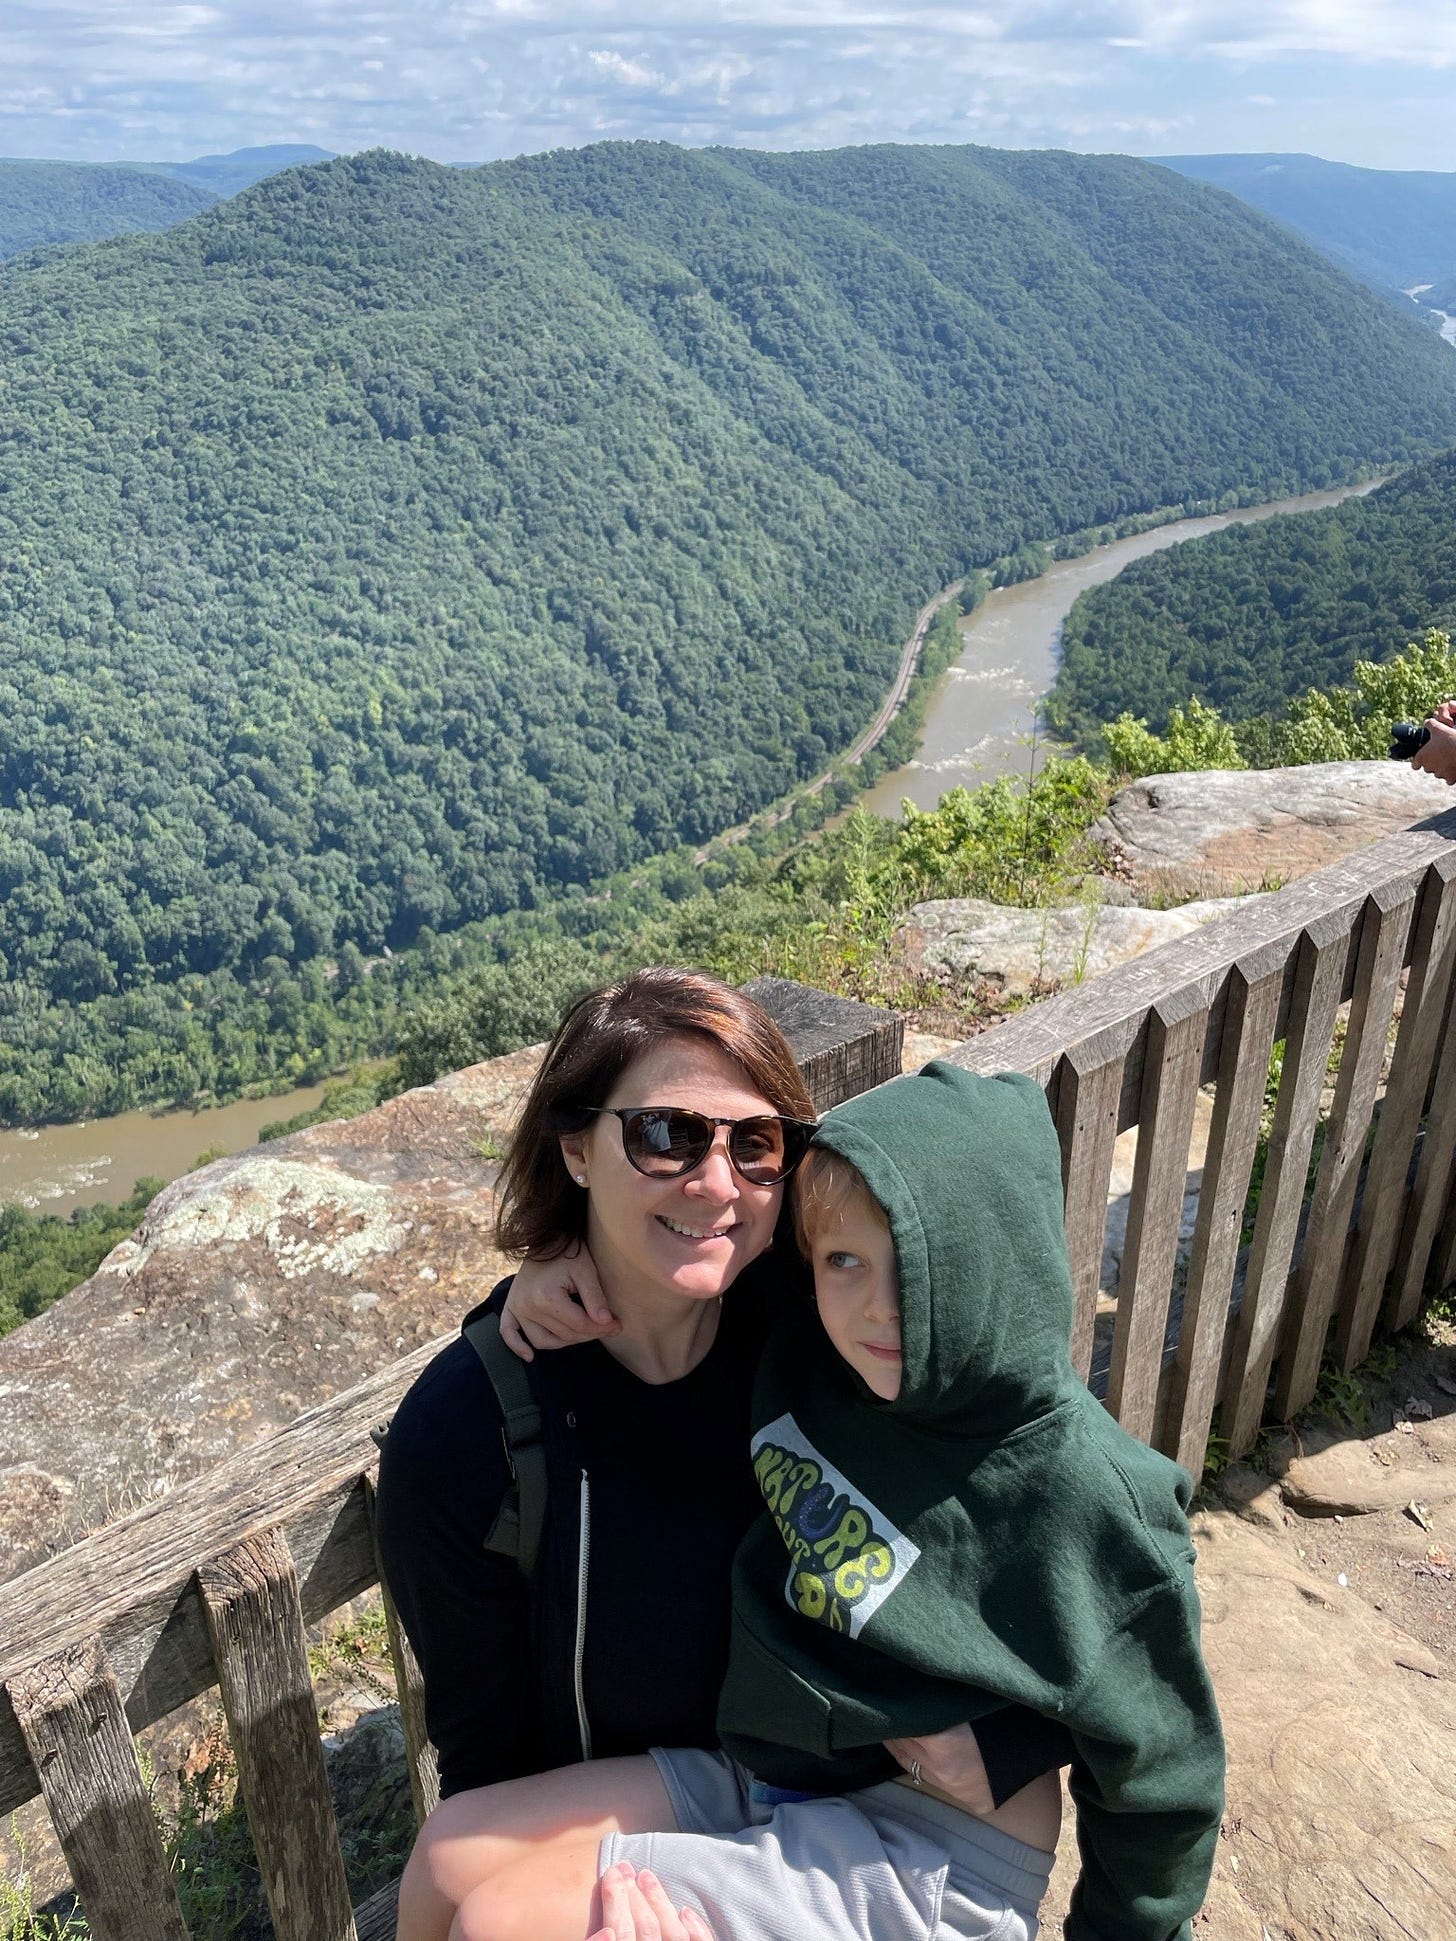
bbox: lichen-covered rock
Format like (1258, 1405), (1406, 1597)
(896, 894), (1266, 999)
(1094, 760), (1451, 898)
(0, 1055), (548, 1582)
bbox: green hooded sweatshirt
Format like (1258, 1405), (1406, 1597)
(717, 1062), (1224, 1941)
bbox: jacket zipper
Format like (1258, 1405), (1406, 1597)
(573, 1468), (593, 1761)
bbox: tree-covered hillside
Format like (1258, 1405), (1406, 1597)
(0, 162), (216, 260)
(0, 149), (332, 262)
(1054, 455), (1456, 738)
(2, 140), (1454, 1126)
(1157, 153), (1456, 298)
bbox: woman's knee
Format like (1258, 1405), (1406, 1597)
(451, 1851), (600, 1941)
(450, 1879), (512, 1941)
(399, 1788), (510, 1922)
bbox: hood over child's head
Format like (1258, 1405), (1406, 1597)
(805, 1061), (1079, 1431)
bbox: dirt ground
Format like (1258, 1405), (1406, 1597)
(1265, 1318), (1455, 1663)
(1039, 1305), (1456, 1941)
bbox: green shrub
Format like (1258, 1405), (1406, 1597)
(0, 1180), (163, 1339)
(1104, 697), (1248, 777)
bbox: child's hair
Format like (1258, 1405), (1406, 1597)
(792, 1146), (890, 1256)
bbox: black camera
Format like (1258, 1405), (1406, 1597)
(1389, 721), (1433, 761)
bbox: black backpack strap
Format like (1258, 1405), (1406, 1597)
(464, 1308), (547, 1583)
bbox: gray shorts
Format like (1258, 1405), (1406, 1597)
(601, 1747), (1052, 1941)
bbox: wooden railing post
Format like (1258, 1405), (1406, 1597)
(1106, 989), (1209, 1443)
(1162, 951), (1285, 1473)
(1054, 1041), (1130, 1381)
(1218, 915), (1352, 1457)
(1275, 882), (1417, 1420)
(8, 1640), (191, 1941)
(745, 977), (904, 1112)
(1337, 853), (1456, 1367)
(198, 1527), (359, 1941)
(1389, 890), (1456, 1331)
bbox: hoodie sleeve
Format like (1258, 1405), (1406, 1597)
(1063, 1576), (1225, 1941)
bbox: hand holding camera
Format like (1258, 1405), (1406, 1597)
(1391, 701), (1456, 785)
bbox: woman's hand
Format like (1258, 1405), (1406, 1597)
(589, 1861), (718, 1941)
(499, 1245), (620, 1360)
(884, 1723), (994, 1818)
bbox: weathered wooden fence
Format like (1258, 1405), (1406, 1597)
(949, 802), (1456, 1471)
(4, 808), (1456, 1938)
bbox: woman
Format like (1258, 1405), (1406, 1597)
(377, 968), (1065, 1940)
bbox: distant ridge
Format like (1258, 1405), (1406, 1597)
(148, 144), (336, 198)
(0, 145), (334, 260)
(1155, 152), (1456, 309)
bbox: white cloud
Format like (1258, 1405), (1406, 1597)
(588, 49), (665, 89)
(0, 3), (1452, 168)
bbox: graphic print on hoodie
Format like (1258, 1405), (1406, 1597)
(717, 1061), (1226, 1941)
(751, 1414), (921, 1638)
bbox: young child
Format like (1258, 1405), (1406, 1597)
(597, 1061), (1225, 1941)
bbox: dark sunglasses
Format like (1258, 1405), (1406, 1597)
(580, 1106), (817, 1185)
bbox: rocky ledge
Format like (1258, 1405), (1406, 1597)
(1094, 758), (1450, 898)
(0, 1047), (543, 1583)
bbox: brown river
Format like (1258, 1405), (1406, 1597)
(0, 478), (1380, 1216)
(0, 1083), (335, 1216)
(859, 479), (1379, 817)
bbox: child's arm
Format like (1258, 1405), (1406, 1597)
(888, 1709), (1074, 1814)
(499, 1247), (620, 1357)
(1064, 1578), (1225, 1941)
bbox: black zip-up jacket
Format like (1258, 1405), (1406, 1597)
(375, 1271), (1072, 1802)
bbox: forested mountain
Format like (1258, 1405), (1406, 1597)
(0, 147), (332, 260)
(1157, 153), (1456, 304)
(3, 140), (1455, 1126)
(0, 162), (215, 260)
(1055, 455), (1456, 737)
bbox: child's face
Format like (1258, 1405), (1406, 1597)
(807, 1193), (902, 1400)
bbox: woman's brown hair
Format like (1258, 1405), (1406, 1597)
(494, 967), (815, 1260)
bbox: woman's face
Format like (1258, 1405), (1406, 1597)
(561, 1033), (786, 1306)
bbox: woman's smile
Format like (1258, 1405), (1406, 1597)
(657, 1214), (738, 1242)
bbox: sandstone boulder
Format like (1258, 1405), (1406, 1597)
(896, 894), (1268, 999)
(1094, 760), (1451, 898)
(0, 1056), (549, 1583)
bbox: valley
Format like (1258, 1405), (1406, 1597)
(3, 140), (1451, 1135)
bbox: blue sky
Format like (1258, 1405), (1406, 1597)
(4, 2), (1454, 173)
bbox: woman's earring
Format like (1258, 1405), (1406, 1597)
(575, 1174), (587, 1186)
